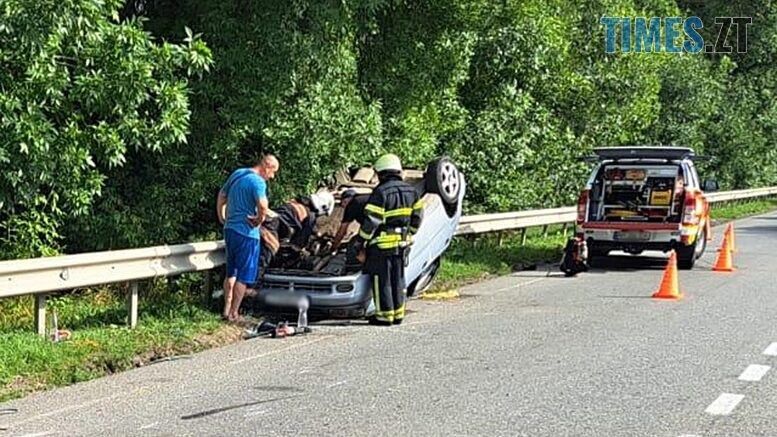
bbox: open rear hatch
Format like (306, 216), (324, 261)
(588, 164), (685, 223)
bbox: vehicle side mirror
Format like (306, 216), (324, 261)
(702, 179), (719, 192)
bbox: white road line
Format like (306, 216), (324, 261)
(231, 335), (333, 365)
(739, 364), (771, 382)
(138, 422), (159, 430)
(16, 432), (55, 437)
(326, 380), (347, 389)
(705, 393), (745, 416)
(495, 278), (544, 293)
(763, 342), (777, 356)
(677, 434), (700, 437)
(244, 409), (268, 418)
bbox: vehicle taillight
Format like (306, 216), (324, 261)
(682, 190), (702, 225)
(577, 190), (589, 224)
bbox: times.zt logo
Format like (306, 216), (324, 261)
(600, 16), (752, 54)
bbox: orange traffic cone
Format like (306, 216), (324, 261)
(652, 251), (683, 300)
(727, 223), (737, 253)
(712, 232), (735, 272)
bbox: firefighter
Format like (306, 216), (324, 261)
(353, 154), (423, 326)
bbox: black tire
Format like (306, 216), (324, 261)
(425, 157), (461, 217)
(407, 258), (441, 297)
(586, 245), (609, 268)
(677, 227), (706, 270)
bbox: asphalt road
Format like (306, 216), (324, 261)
(2, 212), (777, 436)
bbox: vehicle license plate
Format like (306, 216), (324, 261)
(614, 231), (650, 241)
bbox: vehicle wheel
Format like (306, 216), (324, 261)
(694, 227), (708, 259)
(586, 246), (608, 268)
(677, 226), (707, 270)
(425, 157), (461, 217)
(677, 228), (705, 270)
(407, 258), (441, 297)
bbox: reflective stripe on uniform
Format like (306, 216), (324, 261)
(394, 303), (405, 320)
(364, 204), (385, 217)
(369, 233), (402, 249)
(384, 207), (413, 219)
(359, 228), (373, 240)
(412, 199), (424, 210)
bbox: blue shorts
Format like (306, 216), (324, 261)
(225, 228), (260, 285)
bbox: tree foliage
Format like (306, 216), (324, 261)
(0, 0), (211, 258)
(2, 0), (775, 258)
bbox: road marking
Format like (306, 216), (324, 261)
(738, 364), (770, 382)
(762, 342), (777, 356)
(3, 391), (134, 429)
(326, 380), (347, 389)
(138, 422), (158, 430)
(677, 434), (700, 437)
(231, 335), (334, 365)
(244, 409), (268, 418)
(495, 278), (544, 293)
(16, 432), (55, 437)
(705, 393), (745, 415)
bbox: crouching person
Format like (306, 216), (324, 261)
(258, 192), (335, 274)
(352, 154), (423, 326)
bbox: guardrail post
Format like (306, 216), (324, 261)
(520, 228), (527, 246)
(497, 232), (504, 247)
(127, 281), (139, 329)
(542, 225), (549, 238)
(34, 293), (47, 336)
(562, 223), (569, 238)
(203, 271), (213, 305)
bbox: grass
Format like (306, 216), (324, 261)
(428, 225), (569, 294)
(710, 198), (777, 221)
(0, 276), (242, 403)
(1, 198), (775, 403)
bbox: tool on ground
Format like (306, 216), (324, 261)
(712, 232), (735, 272)
(652, 250), (683, 300)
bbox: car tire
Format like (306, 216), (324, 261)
(586, 245), (609, 268)
(425, 157), (461, 217)
(677, 228), (705, 270)
(407, 257), (441, 297)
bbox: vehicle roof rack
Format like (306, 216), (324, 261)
(581, 146), (696, 162)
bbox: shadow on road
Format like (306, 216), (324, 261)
(586, 253), (669, 273)
(181, 394), (302, 420)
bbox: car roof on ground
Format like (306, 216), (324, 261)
(591, 146), (695, 161)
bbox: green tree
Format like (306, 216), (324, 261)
(0, 0), (211, 259)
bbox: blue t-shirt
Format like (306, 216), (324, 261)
(221, 168), (267, 239)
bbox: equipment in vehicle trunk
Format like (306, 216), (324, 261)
(591, 165), (684, 223)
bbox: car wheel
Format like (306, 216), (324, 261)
(586, 246), (609, 268)
(677, 228), (705, 270)
(407, 258), (441, 297)
(425, 157), (461, 217)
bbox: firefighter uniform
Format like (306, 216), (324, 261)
(355, 155), (424, 325)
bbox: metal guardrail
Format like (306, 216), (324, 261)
(1, 186), (775, 334)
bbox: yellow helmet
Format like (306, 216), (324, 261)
(374, 153), (402, 172)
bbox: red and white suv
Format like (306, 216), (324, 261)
(576, 147), (714, 269)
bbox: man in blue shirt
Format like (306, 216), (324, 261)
(216, 154), (279, 322)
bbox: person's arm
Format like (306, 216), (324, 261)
(353, 191), (385, 261)
(247, 177), (268, 228)
(216, 191), (228, 225)
(332, 222), (351, 251)
(409, 196), (424, 236)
